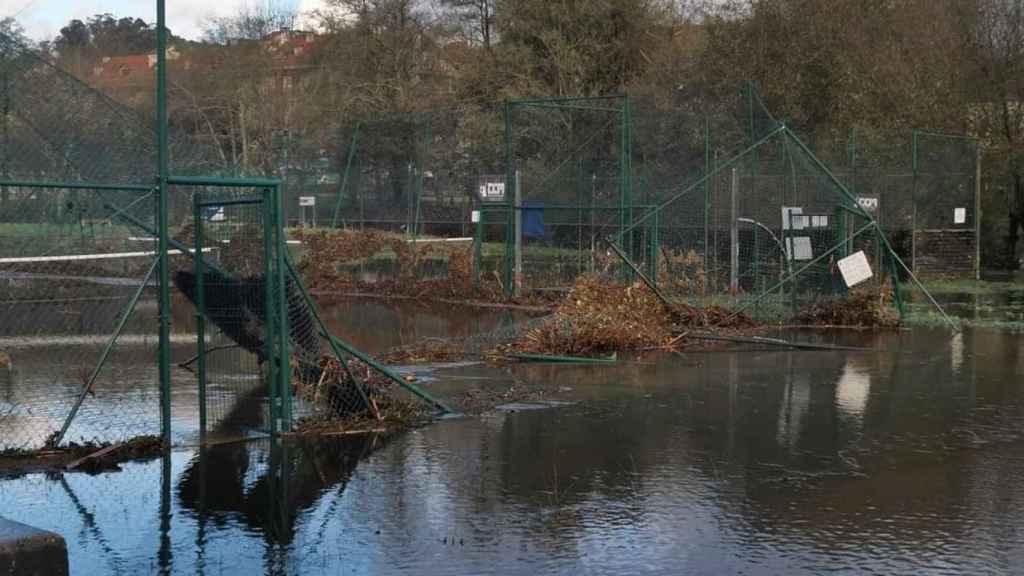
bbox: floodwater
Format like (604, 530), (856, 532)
(2, 300), (1024, 574)
(927, 288), (1024, 324)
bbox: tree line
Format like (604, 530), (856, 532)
(18, 1), (1024, 269)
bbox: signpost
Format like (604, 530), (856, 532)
(299, 195), (316, 228)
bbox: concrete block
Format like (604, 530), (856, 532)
(0, 517), (68, 576)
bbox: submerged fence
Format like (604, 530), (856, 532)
(301, 87), (973, 328)
(0, 17), (981, 452)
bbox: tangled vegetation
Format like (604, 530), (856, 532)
(795, 289), (901, 328)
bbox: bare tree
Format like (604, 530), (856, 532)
(959, 0), (1024, 269)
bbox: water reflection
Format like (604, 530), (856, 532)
(0, 327), (1022, 575)
(834, 359), (871, 421)
(177, 434), (387, 547)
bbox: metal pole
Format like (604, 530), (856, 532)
(623, 95), (633, 272)
(504, 101), (514, 297)
(193, 194), (207, 440)
(976, 142), (982, 280)
(473, 208), (482, 288)
(730, 167), (738, 292)
(704, 117), (710, 297)
(911, 130), (918, 276)
(274, 184), (291, 431)
(156, 0), (172, 447)
(650, 208), (659, 286)
(263, 188), (279, 435)
(332, 122), (361, 228)
(514, 169), (522, 294)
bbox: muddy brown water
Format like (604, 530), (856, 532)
(1, 298), (1023, 574)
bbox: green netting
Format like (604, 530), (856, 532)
(328, 108), (495, 237)
(0, 37), (153, 185)
(0, 29), (447, 454)
(0, 31), (165, 452)
(912, 132), (979, 279)
(607, 87), (949, 327)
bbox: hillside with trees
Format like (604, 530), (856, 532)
(16, 0), (1024, 270)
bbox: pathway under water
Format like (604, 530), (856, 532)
(1, 300), (1023, 574)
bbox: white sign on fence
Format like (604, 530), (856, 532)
(478, 178), (506, 202)
(786, 236), (813, 261)
(299, 196), (316, 207)
(471, 210), (481, 223)
(782, 206), (805, 230)
(837, 250), (873, 288)
(857, 195), (879, 213)
(954, 207), (966, 224)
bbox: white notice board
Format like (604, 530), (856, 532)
(837, 250), (873, 288)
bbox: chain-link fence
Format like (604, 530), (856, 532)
(0, 27), (449, 456)
(911, 132), (980, 279)
(607, 86), (953, 326)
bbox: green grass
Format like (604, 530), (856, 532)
(901, 278), (1024, 296)
(0, 222), (136, 238)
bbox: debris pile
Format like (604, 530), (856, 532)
(293, 354), (433, 434)
(503, 275), (670, 356)
(293, 228), (504, 301)
(494, 275), (757, 357)
(0, 435), (164, 475)
(795, 289), (900, 328)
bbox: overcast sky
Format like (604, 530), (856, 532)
(1, 0), (329, 42)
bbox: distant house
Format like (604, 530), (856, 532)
(89, 46), (181, 92)
(263, 28), (322, 92)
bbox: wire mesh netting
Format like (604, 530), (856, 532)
(0, 31), (170, 451)
(327, 107), (498, 238)
(913, 133), (979, 279)
(0, 185), (164, 452)
(184, 189), (276, 439)
(609, 87), (918, 325)
(0, 28), (448, 454)
(0, 16), (988, 455)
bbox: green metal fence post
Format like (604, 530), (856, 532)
(412, 113), (429, 238)
(274, 184), (292, 431)
(263, 187), (279, 435)
(503, 101), (515, 297)
(704, 116), (710, 298)
(193, 193), (207, 440)
(332, 122), (361, 228)
(473, 207), (482, 288)
(888, 235), (907, 318)
(620, 95), (634, 281)
(911, 129), (918, 275)
(156, 0), (171, 448)
(650, 208), (659, 287)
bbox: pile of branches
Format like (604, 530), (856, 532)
(795, 289), (900, 328)
(293, 354), (433, 434)
(494, 275), (759, 357)
(293, 228), (503, 301)
(1, 435), (164, 475)
(670, 302), (758, 331)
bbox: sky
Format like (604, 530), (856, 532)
(0, 0), (329, 42)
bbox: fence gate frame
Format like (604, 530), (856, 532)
(189, 181), (292, 439)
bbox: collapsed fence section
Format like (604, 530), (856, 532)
(608, 117), (954, 328)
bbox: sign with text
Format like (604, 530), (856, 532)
(856, 195), (879, 213)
